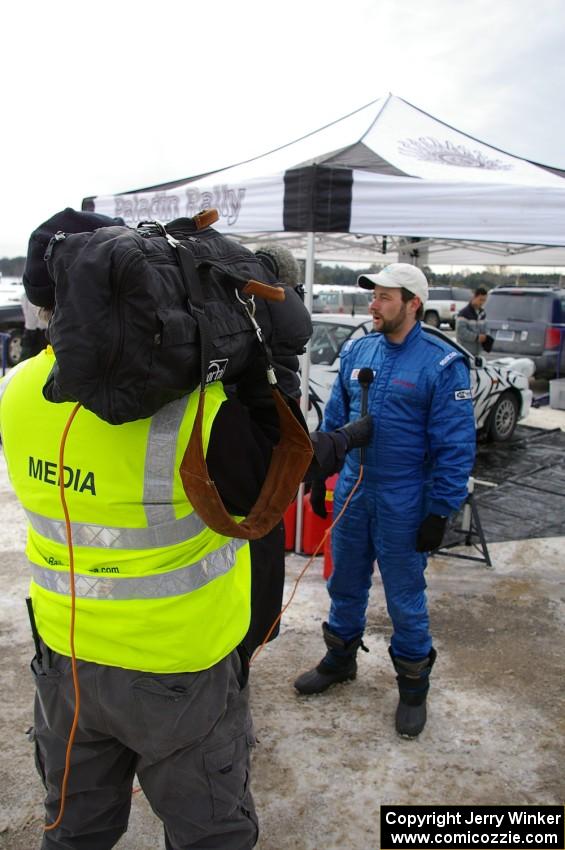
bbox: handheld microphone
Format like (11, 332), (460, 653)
(358, 367), (374, 416)
(357, 368), (374, 463)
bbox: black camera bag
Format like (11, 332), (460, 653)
(44, 215), (311, 424)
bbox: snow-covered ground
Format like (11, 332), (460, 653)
(521, 401), (565, 431)
(0, 406), (564, 849)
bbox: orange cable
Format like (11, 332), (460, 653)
(250, 465), (364, 665)
(44, 402), (82, 833)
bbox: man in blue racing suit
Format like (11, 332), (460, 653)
(294, 263), (476, 737)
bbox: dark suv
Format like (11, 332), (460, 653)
(485, 287), (565, 377)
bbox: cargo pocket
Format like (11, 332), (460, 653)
(132, 672), (207, 761)
(204, 731), (255, 821)
(30, 655), (62, 789)
(30, 655), (62, 731)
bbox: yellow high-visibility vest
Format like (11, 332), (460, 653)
(0, 349), (250, 673)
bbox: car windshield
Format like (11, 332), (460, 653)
(486, 293), (553, 322)
(315, 290), (371, 311)
(310, 323), (359, 365)
(317, 291), (341, 310)
(427, 287), (472, 301)
(354, 292), (372, 309)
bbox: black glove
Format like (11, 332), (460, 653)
(337, 414), (373, 450)
(310, 478), (328, 519)
(416, 514), (448, 552)
(481, 334), (494, 353)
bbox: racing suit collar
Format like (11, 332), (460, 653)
(383, 321), (422, 351)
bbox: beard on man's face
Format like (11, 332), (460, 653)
(372, 301), (407, 335)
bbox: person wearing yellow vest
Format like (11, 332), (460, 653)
(0, 340), (372, 850)
(2, 209), (376, 850)
(0, 344), (264, 849)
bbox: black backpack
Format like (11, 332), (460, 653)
(44, 213), (312, 424)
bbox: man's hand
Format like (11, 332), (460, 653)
(310, 479), (328, 519)
(337, 414), (373, 450)
(481, 333), (494, 353)
(306, 415), (372, 482)
(416, 514), (447, 552)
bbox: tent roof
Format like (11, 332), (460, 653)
(84, 94), (565, 266)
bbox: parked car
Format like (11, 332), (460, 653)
(0, 303), (25, 368)
(0, 278), (25, 368)
(485, 286), (565, 377)
(312, 286), (372, 316)
(307, 314), (532, 441)
(423, 286), (473, 329)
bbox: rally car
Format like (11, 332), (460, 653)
(307, 314), (533, 441)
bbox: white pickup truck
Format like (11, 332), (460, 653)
(423, 286), (472, 328)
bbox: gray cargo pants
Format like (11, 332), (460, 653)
(32, 641), (258, 849)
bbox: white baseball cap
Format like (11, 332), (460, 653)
(358, 263), (429, 303)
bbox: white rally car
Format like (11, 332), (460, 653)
(307, 314), (533, 441)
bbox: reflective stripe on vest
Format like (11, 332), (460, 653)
(24, 508), (205, 549)
(143, 397), (189, 526)
(30, 538), (246, 600)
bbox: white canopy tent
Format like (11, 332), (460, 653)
(84, 94), (565, 549)
(86, 93), (565, 267)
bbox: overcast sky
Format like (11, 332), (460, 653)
(1, 0), (564, 258)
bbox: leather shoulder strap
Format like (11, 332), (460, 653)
(180, 388), (313, 539)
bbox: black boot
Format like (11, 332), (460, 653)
(389, 647), (437, 738)
(294, 623), (368, 695)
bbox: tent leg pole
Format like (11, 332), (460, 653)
(295, 231), (316, 554)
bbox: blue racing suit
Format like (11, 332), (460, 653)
(322, 322), (476, 660)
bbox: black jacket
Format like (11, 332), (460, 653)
(206, 399), (283, 656)
(207, 395), (347, 655)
